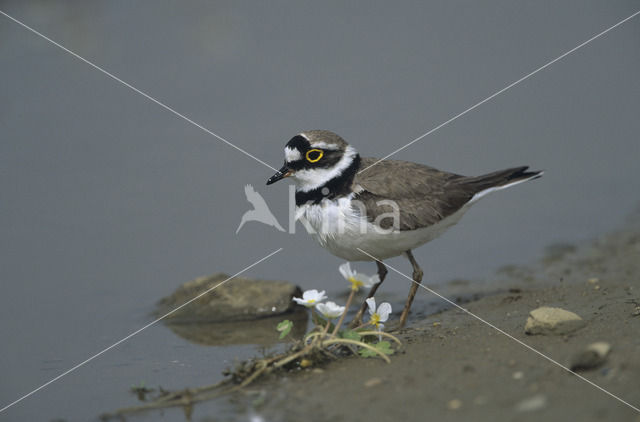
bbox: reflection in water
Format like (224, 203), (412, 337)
(163, 308), (308, 346)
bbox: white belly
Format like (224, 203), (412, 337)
(296, 197), (471, 261)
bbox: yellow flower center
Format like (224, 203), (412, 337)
(371, 313), (381, 327)
(348, 276), (364, 291)
(308, 299), (316, 304)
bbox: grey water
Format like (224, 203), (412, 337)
(1, 1), (639, 420)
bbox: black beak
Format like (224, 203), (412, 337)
(266, 164), (292, 185)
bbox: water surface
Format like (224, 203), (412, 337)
(1, 1), (639, 420)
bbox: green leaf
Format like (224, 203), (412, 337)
(276, 320), (293, 339)
(358, 340), (394, 358)
(375, 341), (394, 355)
(358, 347), (378, 358)
(340, 329), (361, 341)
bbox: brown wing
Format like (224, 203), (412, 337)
(353, 158), (541, 231)
(352, 158), (475, 231)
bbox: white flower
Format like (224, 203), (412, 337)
(338, 262), (380, 292)
(366, 297), (392, 331)
(292, 289), (327, 307)
(315, 301), (345, 319)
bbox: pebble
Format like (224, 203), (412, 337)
(524, 306), (586, 335)
(512, 371), (524, 380)
(364, 377), (383, 388)
(515, 394), (547, 412)
(447, 399), (462, 410)
(570, 341), (611, 371)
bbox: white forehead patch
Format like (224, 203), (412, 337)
(310, 141), (340, 151)
(284, 146), (302, 162)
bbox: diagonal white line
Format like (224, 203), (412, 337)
(0, 10), (278, 172)
(356, 248), (640, 414)
(0, 248), (283, 414)
(359, 9), (640, 174)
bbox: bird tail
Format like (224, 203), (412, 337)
(460, 166), (543, 202)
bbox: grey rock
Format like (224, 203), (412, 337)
(570, 341), (611, 371)
(515, 394), (547, 412)
(524, 306), (586, 335)
(156, 273), (302, 323)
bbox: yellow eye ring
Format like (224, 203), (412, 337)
(305, 149), (323, 163)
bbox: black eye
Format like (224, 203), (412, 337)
(306, 149), (323, 163)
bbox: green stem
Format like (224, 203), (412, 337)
(304, 331), (323, 344)
(357, 331), (403, 345)
(273, 349), (307, 368)
(320, 318), (333, 338)
(310, 308), (321, 326)
(321, 339), (391, 363)
(351, 321), (372, 331)
(331, 289), (355, 336)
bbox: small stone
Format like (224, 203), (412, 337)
(312, 368), (324, 374)
(524, 307), (586, 335)
(512, 371), (524, 380)
(300, 359), (312, 368)
(570, 342), (611, 371)
(364, 377), (383, 388)
(515, 394), (547, 412)
(588, 342), (611, 356)
(447, 399), (462, 410)
(588, 278), (599, 284)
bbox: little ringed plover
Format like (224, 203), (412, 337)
(267, 130), (542, 328)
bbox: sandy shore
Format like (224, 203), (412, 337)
(248, 212), (640, 421)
